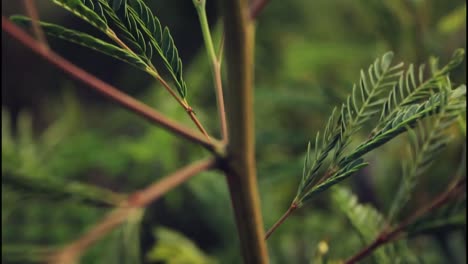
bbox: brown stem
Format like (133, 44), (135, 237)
(265, 203), (298, 240)
(345, 235), (387, 264)
(22, 0), (48, 50)
(2, 17), (215, 151)
(221, 0), (269, 262)
(48, 158), (216, 264)
(345, 178), (466, 264)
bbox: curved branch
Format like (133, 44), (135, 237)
(48, 158), (217, 264)
(2, 16), (216, 152)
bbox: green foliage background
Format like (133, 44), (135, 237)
(2, 0), (466, 263)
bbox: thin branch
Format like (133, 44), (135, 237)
(2, 17), (216, 152)
(107, 26), (212, 141)
(345, 178), (466, 264)
(250, 0), (270, 19)
(193, 0), (229, 142)
(48, 158), (217, 264)
(152, 73), (212, 141)
(265, 203), (298, 240)
(264, 167), (338, 240)
(22, 0), (49, 50)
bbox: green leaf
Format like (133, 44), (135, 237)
(437, 4), (467, 34)
(49, 0), (188, 98)
(377, 49), (465, 133)
(300, 158), (368, 203)
(52, 0), (109, 33)
(146, 227), (218, 264)
(127, 0), (187, 98)
(331, 186), (390, 263)
(388, 90), (463, 221)
(295, 108), (340, 198)
(294, 51), (466, 208)
(296, 52), (404, 203)
(2, 171), (125, 207)
(340, 86), (466, 166)
(112, 0), (125, 11)
(332, 51), (404, 162)
(11, 16), (149, 70)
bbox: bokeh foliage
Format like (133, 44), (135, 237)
(2, 0), (466, 263)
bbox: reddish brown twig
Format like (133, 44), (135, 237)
(22, 0), (48, 50)
(2, 17), (216, 151)
(265, 202), (298, 240)
(48, 158), (216, 264)
(345, 178), (466, 264)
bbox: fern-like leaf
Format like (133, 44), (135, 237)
(296, 107), (340, 198)
(340, 85), (466, 165)
(377, 49), (465, 133)
(388, 84), (463, 221)
(331, 186), (390, 263)
(300, 158), (368, 204)
(52, 0), (109, 33)
(294, 51), (465, 208)
(126, 0), (187, 98)
(296, 52), (404, 203)
(11, 16), (148, 70)
(333, 52), (404, 162)
(49, 0), (188, 98)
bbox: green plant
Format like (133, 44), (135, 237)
(2, 0), (466, 263)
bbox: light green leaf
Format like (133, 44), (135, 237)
(340, 85), (466, 166)
(378, 49), (465, 133)
(332, 186), (390, 263)
(388, 114), (459, 221)
(146, 227), (218, 264)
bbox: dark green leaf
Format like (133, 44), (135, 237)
(52, 0), (109, 32)
(11, 16), (148, 70)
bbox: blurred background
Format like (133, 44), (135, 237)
(2, 0), (466, 263)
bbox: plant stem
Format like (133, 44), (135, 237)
(345, 178), (466, 264)
(221, 0), (269, 262)
(2, 17), (215, 152)
(265, 203), (298, 240)
(264, 168), (337, 240)
(194, 0), (229, 142)
(48, 158), (216, 264)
